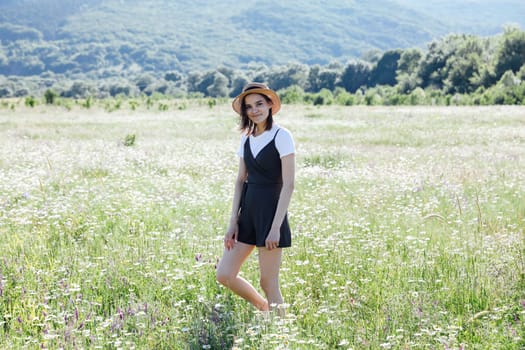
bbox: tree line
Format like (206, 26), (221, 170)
(1, 27), (524, 105)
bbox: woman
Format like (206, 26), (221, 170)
(216, 82), (295, 313)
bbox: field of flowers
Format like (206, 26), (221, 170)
(0, 101), (524, 349)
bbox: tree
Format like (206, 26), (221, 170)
(306, 65), (341, 92)
(495, 27), (525, 79)
(61, 81), (94, 98)
(186, 72), (203, 93)
(397, 48), (422, 74)
(230, 76), (249, 98)
(317, 69), (340, 91)
(340, 60), (371, 93)
(135, 74), (156, 93)
(396, 48), (423, 93)
(306, 65), (322, 92)
(217, 66), (235, 83)
(417, 35), (459, 89)
(3, 56), (45, 76)
(165, 71), (183, 82)
(417, 34), (486, 92)
(444, 52), (482, 93)
(369, 49), (402, 87)
(445, 36), (486, 93)
(44, 89), (58, 104)
(187, 71), (216, 95)
(0, 86), (12, 98)
(265, 63), (308, 91)
(107, 80), (138, 97)
(207, 72), (229, 97)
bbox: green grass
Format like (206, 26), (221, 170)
(0, 103), (524, 349)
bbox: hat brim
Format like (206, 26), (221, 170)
(232, 88), (281, 115)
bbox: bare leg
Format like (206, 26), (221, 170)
(258, 247), (284, 314)
(216, 242), (269, 311)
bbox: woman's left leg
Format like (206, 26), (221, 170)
(216, 242), (269, 311)
(258, 247), (283, 310)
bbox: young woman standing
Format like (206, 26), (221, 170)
(216, 82), (295, 312)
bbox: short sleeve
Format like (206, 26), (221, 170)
(275, 128), (295, 158)
(237, 133), (248, 158)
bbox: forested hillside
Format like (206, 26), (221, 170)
(0, 0), (448, 76)
(0, 0), (524, 103)
(395, 0), (525, 35)
(1, 0), (524, 74)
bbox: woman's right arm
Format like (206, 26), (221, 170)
(224, 158), (248, 249)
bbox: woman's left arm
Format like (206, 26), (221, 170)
(266, 153), (295, 249)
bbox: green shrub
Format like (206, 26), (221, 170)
(24, 96), (36, 107)
(82, 96), (93, 109)
(123, 134), (136, 147)
(279, 85), (305, 104)
(207, 99), (217, 108)
(334, 87), (355, 105)
(129, 100), (139, 110)
(409, 87), (426, 105)
(364, 89), (383, 105)
(312, 88), (334, 105)
(386, 93), (408, 105)
(44, 89), (57, 104)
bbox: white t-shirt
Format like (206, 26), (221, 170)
(237, 124), (295, 159)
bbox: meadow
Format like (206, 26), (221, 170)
(0, 101), (524, 349)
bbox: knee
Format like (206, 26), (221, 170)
(216, 269), (232, 287)
(259, 276), (278, 294)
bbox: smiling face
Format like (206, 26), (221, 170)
(243, 93), (273, 131)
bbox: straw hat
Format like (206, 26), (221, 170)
(232, 82), (281, 115)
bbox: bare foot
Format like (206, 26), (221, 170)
(275, 303), (286, 318)
(257, 300), (269, 311)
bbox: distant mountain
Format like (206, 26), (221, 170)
(0, 0), (523, 77)
(394, 0), (525, 35)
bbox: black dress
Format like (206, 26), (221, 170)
(237, 129), (292, 248)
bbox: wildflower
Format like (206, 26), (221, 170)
(338, 339), (349, 346)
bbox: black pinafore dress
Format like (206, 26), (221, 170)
(237, 129), (292, 248)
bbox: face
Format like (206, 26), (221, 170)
(244, 93), (273, 127)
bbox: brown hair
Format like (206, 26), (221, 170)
(239, 93), (274, 135)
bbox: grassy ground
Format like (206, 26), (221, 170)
(0, 102), (524, 349)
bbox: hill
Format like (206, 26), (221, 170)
(0, 0), (524, 78)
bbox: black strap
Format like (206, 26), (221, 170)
(272, 128), (281, 141)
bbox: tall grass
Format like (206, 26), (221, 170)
(0, 103), (524, 349)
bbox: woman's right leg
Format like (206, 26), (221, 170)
(258, 247), (284, 315)
(216, 242), (269, 311)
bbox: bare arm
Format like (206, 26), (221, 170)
(266, 153), (295, 249)
(224, 158), (248, 249)
(230, 158), (248, 222)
